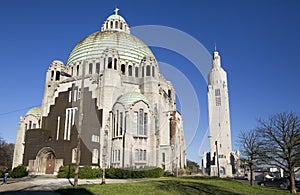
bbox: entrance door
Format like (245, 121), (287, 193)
(45, 159), (55, 174)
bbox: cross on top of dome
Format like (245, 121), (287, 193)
(114, 7), (119, 15)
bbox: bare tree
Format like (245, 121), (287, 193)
(257, 112), (300, 193)
(0, 137), (14, 169)
(238, 129), (261, 186)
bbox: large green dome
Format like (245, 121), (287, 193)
(66, 31), (155, 65)
(26, 107), (41, 117)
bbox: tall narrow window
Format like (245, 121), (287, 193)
(215, 89), (221, 106)
(51, 70), (54, 80)
(89, 63), (93, 74)
(133, 112), (138, 135)
(25, 124), (28, 130)
(128, 65), (132, 76)
(121, 64), (125, 75)
(113, 113), (116, 137)
(64, 107), (77, 140)
(56, 116), (60, 140)
(142, 67), (144, 77)
(96, 63), (100, 74)
(106, 22), (108, 29)
(69, 91), (72, 102)
(56, 71), (60, 81)
(120, 22), (123, 29)
(72, 148), (77, 163)
(29, 121), (32, 129)
(108, 57), (112, 69)
(135, 67), (139, 77)
(144, 113), (148, 136)
(162, 153), (165, 163)
(71, 67), (74, 76)
(77, 65), (79, 76)
(92, 149), (99, 164)
(139, 109), (144, 135)
(152, 66), (155, 77)
(146, 65), (150, 76)
(114, 58), (117, 70)
(110, 21), (113, 28)
(116, 110), (119, 136)
(120, 112), (123, 135)
(115, 21), (119, 28)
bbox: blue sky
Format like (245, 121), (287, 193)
(0, 0), (300, 164)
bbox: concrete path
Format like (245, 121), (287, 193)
(0, 176), (135, 194)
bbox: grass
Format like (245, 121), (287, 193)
(56, 176), (300, 195)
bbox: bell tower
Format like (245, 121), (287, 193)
(207, 50), (232, 177)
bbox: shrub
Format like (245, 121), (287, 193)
(9, 165), (28, 178)
(57, 165), (75, 178)
(105, 167), (163, 179)
(57, 165), (102, 179)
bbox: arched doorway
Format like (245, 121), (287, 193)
(36, 147), (56, 174)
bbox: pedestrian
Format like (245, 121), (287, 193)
(3, 170), (8, 184)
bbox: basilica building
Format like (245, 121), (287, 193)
(13, 9), (186, 175)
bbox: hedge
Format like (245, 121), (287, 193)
(57, 166), (163, 179)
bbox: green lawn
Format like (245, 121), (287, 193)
(56, 176), (299, 195)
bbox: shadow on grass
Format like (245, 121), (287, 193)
(56, 188), (94, 195)
(0, 190), (57, 195)
(154, 180), (241, 195)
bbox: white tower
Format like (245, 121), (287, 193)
(207, 50), (232, 177)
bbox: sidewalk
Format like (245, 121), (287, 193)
(0, 176), (140, 194)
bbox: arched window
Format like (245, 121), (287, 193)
(56, 71), (60, 81)
(77, 65), (79, 76)
(152, 66), (155, 77)
(71, 67), (74, 76)
(142, 67), (144, 77)
(89, 63), (93, 74)
(135, 67), (139, 77)
(114, 58), (117, 70)
(110, 21), (113, 29)
(162, 153), (165, 163)
(108, 57), (112, 69)
(146, 65), (150, 76)
(96, 63), (100, 74)
(103, 58), (106, 69)
(51, 70), (54, 80)
(121, 64), (125, 75)
(120, 22), (123, 29)
(115, 21), (119, 28)
(128, 65), (132, 76)
(106, 22), (108, 29)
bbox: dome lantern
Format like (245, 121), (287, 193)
(101, 8), (130, 34)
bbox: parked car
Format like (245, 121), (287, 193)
(257, 178), (289, 189)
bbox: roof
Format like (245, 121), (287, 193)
(116, 92), (150, 107)
(26, 107), (41, 117)
(66, 31), (155, 65)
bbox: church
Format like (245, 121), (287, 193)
(12, 8), (186, 175)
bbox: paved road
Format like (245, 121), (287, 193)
(0, 175), (134, 194)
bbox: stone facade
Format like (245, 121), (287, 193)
(13, 9), (186, 175)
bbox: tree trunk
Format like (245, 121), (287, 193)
(250, 164), (254, 186)
(289, 171), (296, 193)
